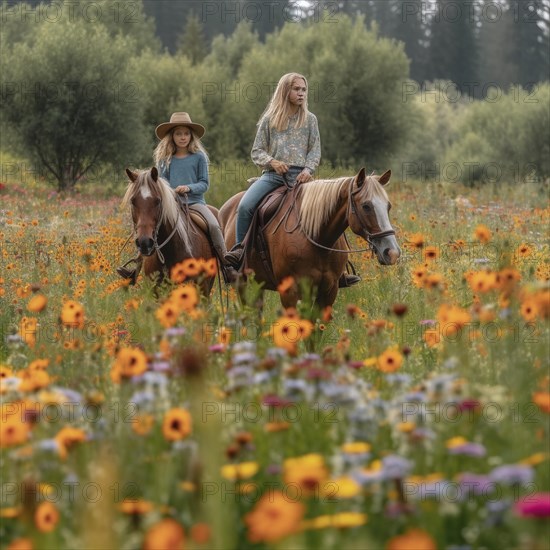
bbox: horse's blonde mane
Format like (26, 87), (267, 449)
(299, 175), (389, 239)
(121, 170), (191, 253)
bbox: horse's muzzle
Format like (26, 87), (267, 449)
(383, 248), (400, 265)
(136, 237), (155, 256)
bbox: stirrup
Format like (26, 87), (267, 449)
(224, 243), (244, 268)
(338, 273), (361, 288)
(117, 256), (142, 284)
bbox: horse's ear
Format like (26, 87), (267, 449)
(126, 168), (138, 182)
(355, 168), (366, 188)
(151, 166), (158, 181)
(378, 170), (392, 186)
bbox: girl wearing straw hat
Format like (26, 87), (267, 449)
(117, 112), (235, 283)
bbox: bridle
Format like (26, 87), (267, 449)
(302, 176), (396, 254)
(131, 192), (181, 265)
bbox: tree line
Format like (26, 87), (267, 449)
(0, 0), (548, 191)
(148, 0), (549, 94)
(6, 0), (549, 92)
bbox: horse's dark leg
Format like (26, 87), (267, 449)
(315, 282), (339, 310)
(280, 287), (299, 309)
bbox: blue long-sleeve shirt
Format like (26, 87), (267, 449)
(159, 152), (208, 205)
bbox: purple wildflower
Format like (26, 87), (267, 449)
(490, 464), (534, 486)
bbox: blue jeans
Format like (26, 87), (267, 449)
(236, 166), (303, 244)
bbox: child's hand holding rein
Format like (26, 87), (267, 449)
(269, 159), (289, 175)
(296, 169), (313, 184)
(175, 185), (190, 194)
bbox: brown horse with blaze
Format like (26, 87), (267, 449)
(219, 168), (400, 309)
(121, 167), (217, 294)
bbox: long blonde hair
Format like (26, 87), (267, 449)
(260, 72), (309, 132)
(153, 126), (209, 169)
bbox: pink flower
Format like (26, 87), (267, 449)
(515, 493), (550, 518)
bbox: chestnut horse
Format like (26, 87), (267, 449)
(121, 167), (216, 294)
(218, 168), (400, 308)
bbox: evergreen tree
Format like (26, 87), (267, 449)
(478, 0), (518, 92)
(429, 0), (479, 94)
(177, 11), (208, 64)
(143, 0), (203, 53)
(509, 0), (549, 87)
(393, 0), (430, 82)
(240, 0), (291, 39)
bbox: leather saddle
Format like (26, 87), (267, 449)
(240, 182), (300, 286)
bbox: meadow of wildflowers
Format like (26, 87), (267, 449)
(0, 177), (549, 550)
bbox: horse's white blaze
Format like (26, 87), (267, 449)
(140, 184), (152, 199)
(372, 196), (393, 232)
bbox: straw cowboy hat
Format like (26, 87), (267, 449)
(155, 112), (206, 140)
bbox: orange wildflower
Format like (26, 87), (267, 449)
(112, 347), (148, 380)
(386, 528), (437, 550)
(169, 284), (199, 312)
(190, 523), (211, 544)
(412, 265), (428, 288)
(533, 392), (550, 414)
(55, 426), (87, 460)
(143, 518), (185, 550)
(245, 490), (305, 543)
(265, 421), (290, 433)
(27, 294), (47, 313)
(203, 257), (217, 277)
(423, 328), (442, 348)
(520, 298), (538, 322)
(60, 300), (85, 329)
(28, 359), (49, 372)
(0, 365), (13, 379)
(7, 539), (33, 550)
(284, 454), (329, 496)
(377, 348), (403, 373)
(495, 268), (521, 292)
(17, 369), (51, 392)
(437, 303), (471, 336)
(132, 414), (155, 436)
(272, 315), (314, 355)
(19, 317), (38, 348)
(534, 289), (550, 319)
(0, 417), (31, 448)
(119, 499), (154, 515)
(277, 276), (295, 295)
(468, 270), (496, 293)
(423, 272), (445, 290)
(171, 258), (202, 282)
(474, 224), (492, 243)
(406, 232), (425, 248)
(162, 408), (192, 441)
(423, 246), (439, 262)
(156, 301), (179, 328)
(516, 243), (533, 258)
(34, 502), (59, 533)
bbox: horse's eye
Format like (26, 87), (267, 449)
(362, 203), (372, 212)
(154, 197), (161, 206)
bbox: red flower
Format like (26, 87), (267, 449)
(515, 493), (550, 518)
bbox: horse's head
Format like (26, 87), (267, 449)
(123, 167), (175, 257)
(347, 168), (401, 265)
